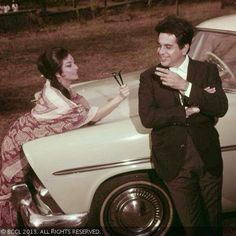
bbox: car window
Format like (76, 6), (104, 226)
(189, 30), (236, 93)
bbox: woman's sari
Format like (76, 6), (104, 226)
(0, 81), (97, 227)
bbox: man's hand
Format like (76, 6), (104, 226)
(185, 106), (200, 118)
(155, 67), (189, 92)
(204, 86), (216, 94)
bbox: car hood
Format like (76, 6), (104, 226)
(23, 70), (150, 176)
(71, 70), (143, 123)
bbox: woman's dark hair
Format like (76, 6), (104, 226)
(155, 15), (195, 51)
(37, 47), (71, 99)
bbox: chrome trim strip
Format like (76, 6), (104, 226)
(53, 157), (151, 176)
(53, 145), (236, 176)
(221, 145), (236, 152)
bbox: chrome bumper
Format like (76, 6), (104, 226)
(12, 184), (88, 228)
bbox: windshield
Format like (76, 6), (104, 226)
(189, 30), (236, 93)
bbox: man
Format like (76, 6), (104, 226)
(138, 15), (228, 235)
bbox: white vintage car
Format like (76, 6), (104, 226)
(13, 14), (236, 235)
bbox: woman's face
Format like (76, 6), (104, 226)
(59, 54), (79, 83)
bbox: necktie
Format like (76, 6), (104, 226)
(180, 94), (189, 107)
(170, 67), (188, 106)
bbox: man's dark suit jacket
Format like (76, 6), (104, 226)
(138, 58), (228, 181)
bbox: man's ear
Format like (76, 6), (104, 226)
(182, 44), (190, 55)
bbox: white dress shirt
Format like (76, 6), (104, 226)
(169, 56), (192, 105)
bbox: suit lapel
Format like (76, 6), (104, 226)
(187, 58), (197, 83)
(173, 89), (181, 105)
(154, 63), (183, 105)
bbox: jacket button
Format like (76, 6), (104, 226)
(186, 122), (190, 126)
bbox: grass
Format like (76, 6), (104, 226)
(0, 0), (235, 143)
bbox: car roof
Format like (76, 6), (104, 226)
(197, 14), (236, 32)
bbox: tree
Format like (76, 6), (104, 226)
(38, 0), (47, 14)
(176, 0), (179, 15)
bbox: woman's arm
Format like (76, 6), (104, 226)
(91, 85), (129, 122)
(78, 96), (90, 110)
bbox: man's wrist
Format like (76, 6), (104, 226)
(183, 81), (189, 92)
(180, 81), (189, 94)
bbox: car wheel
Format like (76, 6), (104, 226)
(89, 172), (173, 236)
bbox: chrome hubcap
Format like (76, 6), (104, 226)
(102, 183), (169, 236)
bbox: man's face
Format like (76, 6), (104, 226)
(157, 33), (189, 67)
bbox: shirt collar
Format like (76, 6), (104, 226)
(170, 55), (189, 74)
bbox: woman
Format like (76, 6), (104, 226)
(0, 47), (129, 227)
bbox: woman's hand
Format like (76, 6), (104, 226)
(119, 84), (130, 99)
(91, 84), (129, 122)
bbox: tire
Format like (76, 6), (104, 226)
(89, 172), (174, 236)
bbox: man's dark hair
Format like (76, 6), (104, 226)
(155, 15), (195, 49)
